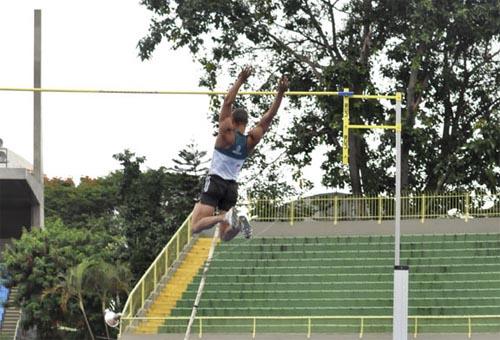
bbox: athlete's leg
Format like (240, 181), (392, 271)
(218, 181), (241, 241)
(191, 202), (226, 234)
(218, 208), (241, 241)
(192, 175), (226, 233)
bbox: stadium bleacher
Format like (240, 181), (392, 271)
(159, 233), (500, 334)
(0, 284), (8, 326)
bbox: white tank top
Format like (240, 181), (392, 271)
(208, 132), (248, 181)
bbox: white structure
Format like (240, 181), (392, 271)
(0, 143), (43, 239)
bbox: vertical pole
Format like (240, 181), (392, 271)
(33, 9), (44, 228)
(177, 234), (180, 258)
(252, 317), (256, 339)
(342, 88), (350, 165)
(413, 317), (418, 338)
(464, 192), (470, 222)
(395, 92), (402, 266)
(141, 281), (145, 309)
(290, 200), (295, 226)
(393, 92), (407, 340)
(154, 262), (157, 286)
(334, 196), (338, 225)
(165, 249), (169, 273)
(198, 318), (202, 339)
(307, 318), (311, 339)
(393, 266), (409, 340)
(188, 215), (192, 242)
(378, 195), (383, 224)
(420, 194), (426, 224)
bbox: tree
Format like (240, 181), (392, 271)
(44, 260), (97, 340)
(1, 219), (127, 339)
(85, 261), (131, 340)
(378, 0), (500, 193)
(113, 150), (200, 277)
(45, 176), (119, 227)
(171, 140), (209, 177)
(139, 0), (499, 194)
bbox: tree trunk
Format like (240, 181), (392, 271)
(403, 45), (426, 193)
(78, 296), (95, 340)
(348, 133), (364, 195)
(102, 301), (111, 340)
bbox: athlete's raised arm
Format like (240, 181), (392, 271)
(219, 66), (252, 126)
(247, 75), (289, 152)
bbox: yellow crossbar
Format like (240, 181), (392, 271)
(0, 87), (339, 96)
(351, 94), (397, 100)
(0, 87), (398, 99)
(349, 124), (398, 130)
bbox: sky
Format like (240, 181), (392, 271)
(0, 0), (214, 178)
(0, 0), (330, 193)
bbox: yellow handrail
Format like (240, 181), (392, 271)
(120, 315), (500, 339)
(118, 212), (193, 337)
(247, 192), (499, 225)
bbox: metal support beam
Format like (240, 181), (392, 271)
(33, 9), (44, 228)
(393, 92), (405, 340)
(394, 92), (402, 265)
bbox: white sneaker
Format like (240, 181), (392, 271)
(239, 216), (252, 239)
(224, 207), (238, 229)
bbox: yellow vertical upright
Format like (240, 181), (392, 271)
(342, 88), (350, 165)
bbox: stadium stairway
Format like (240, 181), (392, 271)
(0, 287), (20, 339)
(158, 233), (500, 335)
(134, 237), (213, 334)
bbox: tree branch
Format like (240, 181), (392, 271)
(358, 0), (372, 66)
(469, 48), (500, 75)
(300, 0), (336, 60)
(320, 0), (343, 60)
(274, 23), (331, 51)
(266, 31), (324, 80)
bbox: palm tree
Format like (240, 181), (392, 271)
(43, 260), (96, 340)
(43, 259), (132, 340)
(86, 261), (131, 339)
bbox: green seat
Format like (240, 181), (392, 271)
(163, 232), (500, 334)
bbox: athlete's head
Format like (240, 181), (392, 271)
(232, 108), (248, 129)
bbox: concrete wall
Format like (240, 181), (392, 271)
(0, 168), (43, 242)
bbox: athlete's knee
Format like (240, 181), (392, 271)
(191, 223), (202, 234)
(221, 231), (233, 242)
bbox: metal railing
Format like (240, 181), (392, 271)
(247, 192), (500, 225)
(119, 213), (193, 337)
(121, 315), (500, 339)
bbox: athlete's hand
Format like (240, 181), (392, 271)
(237, 66), (253, 83)
(277, 75), (289, 94)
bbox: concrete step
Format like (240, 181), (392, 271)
(0, 286), (20, 339)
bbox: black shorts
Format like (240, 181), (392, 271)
(199, 175), (238, 211)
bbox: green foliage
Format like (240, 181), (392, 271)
(171, 140), (209, 176)
(139, 0), (500, 195)
(3, 146), (203, 338)
(43, 259), (132, 340)
(113, 150), (200, 277)
(1, 219), (128, 339)
(45, 176), (119, 227)
(378, 0), (500, 193)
